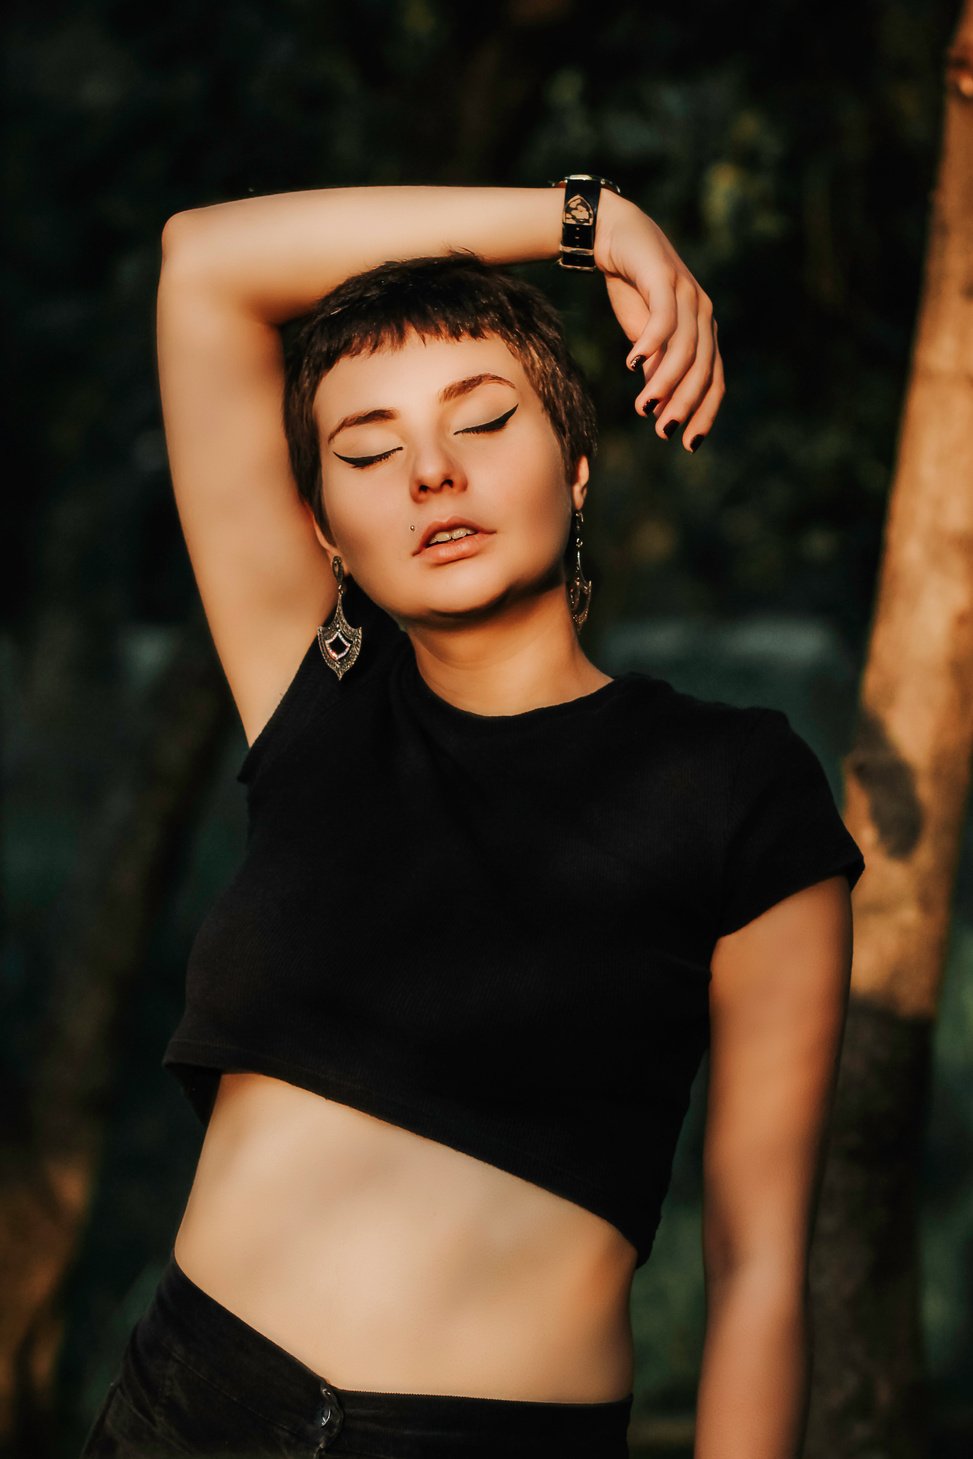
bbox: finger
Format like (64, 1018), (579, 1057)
(657, 304), (717, 447)
(632, 347), (667, 415)
(681, 327), (725, 450)
(624, 271), (678, 372)
(635, 279), (701, 431)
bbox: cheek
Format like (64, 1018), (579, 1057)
(323, 476), (398, 557)
(500, 451), (571, 546)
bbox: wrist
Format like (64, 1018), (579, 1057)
(592, 189), (633, 274)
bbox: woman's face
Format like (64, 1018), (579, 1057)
(310, 330), (588, 629)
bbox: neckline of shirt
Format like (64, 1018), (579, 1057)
(399, 645), (644, 733)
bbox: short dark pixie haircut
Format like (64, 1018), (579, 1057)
(282, 250), (598, 547)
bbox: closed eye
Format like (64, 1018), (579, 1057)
(332, 446), (402, 468)
(457, 403), (519, 435)
(333, 404), (518, 469)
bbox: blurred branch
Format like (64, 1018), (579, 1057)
(0, 609), (231, 1453)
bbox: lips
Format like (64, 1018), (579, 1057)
(416, 516), (490, 553)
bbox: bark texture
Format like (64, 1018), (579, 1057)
(807, 999), (932, 1457)
(807, 5), (973, 1455)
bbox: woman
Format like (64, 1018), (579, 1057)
(80, 182), (865, 1459)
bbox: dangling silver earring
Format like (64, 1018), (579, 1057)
(317, 555), (363, 679)
(567, 508), (593, 633)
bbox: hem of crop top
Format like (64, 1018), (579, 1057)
(162, 1035), (650, 1266)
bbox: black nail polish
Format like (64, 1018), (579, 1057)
(690, 434), (705, 451)
(629, 355), (646, 372)
(643, 398), (659, 414)
(663, 419), (680, 438)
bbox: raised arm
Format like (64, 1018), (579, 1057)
(156, 185), (720, 745)
(160, 186), (570, 321)
(695, 875), (854, 1459)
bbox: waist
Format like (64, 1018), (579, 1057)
(173, 1070), (637, 1403)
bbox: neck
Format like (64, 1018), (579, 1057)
(402, 583), (612, 717)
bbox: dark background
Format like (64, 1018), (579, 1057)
(4, 2), (971, 1454)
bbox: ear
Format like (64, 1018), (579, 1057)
(569, 454), (590, 514)
(306, 500), (338, 556)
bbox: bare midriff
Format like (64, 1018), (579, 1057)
(172, 1070), (637, 1404)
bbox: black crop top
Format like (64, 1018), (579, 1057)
(163, 577), (866, 1269)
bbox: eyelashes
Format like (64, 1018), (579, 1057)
(459, 402), (519, 436)
(463, 402), (518, 436)
(332, 447), (398, 468)
(332, 403), (519, 469)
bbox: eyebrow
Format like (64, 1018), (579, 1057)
(326, 373), (518, 445)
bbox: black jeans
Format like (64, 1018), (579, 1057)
(79, 1250), (634, 1457)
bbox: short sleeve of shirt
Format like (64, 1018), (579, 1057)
(716, 707), (866, 938)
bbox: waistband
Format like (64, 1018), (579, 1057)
(143, 1249), (634, 1457)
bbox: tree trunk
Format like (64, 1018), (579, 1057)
(0, 612), (231, 1455)
(806, 5), (973, 1455)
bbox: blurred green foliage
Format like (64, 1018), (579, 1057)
(4, 1), (970, 1454)
(5, 0), (954, 643)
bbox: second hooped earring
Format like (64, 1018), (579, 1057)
(567, 508), (592, 633)
(317, 555), (363, 680)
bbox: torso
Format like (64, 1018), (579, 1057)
(173, 1070), (637, 1403)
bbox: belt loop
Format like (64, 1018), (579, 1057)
(315, 1379), (345, 1451)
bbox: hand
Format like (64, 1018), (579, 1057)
(594, 194), (724, 450)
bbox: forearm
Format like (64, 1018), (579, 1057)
(694, 1269), (811, 1459)
(161, 185), (596, 324)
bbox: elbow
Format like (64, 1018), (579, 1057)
(703, 1215), (810, 1296)
(704, 1240), (810, 1312)
(160, 210), (203, 272)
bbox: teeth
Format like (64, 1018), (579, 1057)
(427, 526), (477, 545)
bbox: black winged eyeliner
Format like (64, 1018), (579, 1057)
(333, 404), (519, 468)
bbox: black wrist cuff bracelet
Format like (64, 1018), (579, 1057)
(549, 174), (622, 271)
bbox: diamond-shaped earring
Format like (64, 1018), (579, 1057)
(317, 555), (363, 679)
(567, 509), (592, 633)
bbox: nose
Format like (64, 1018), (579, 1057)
(410, 432), (469, 500)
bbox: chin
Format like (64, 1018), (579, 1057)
(435, 582), (561, 627)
